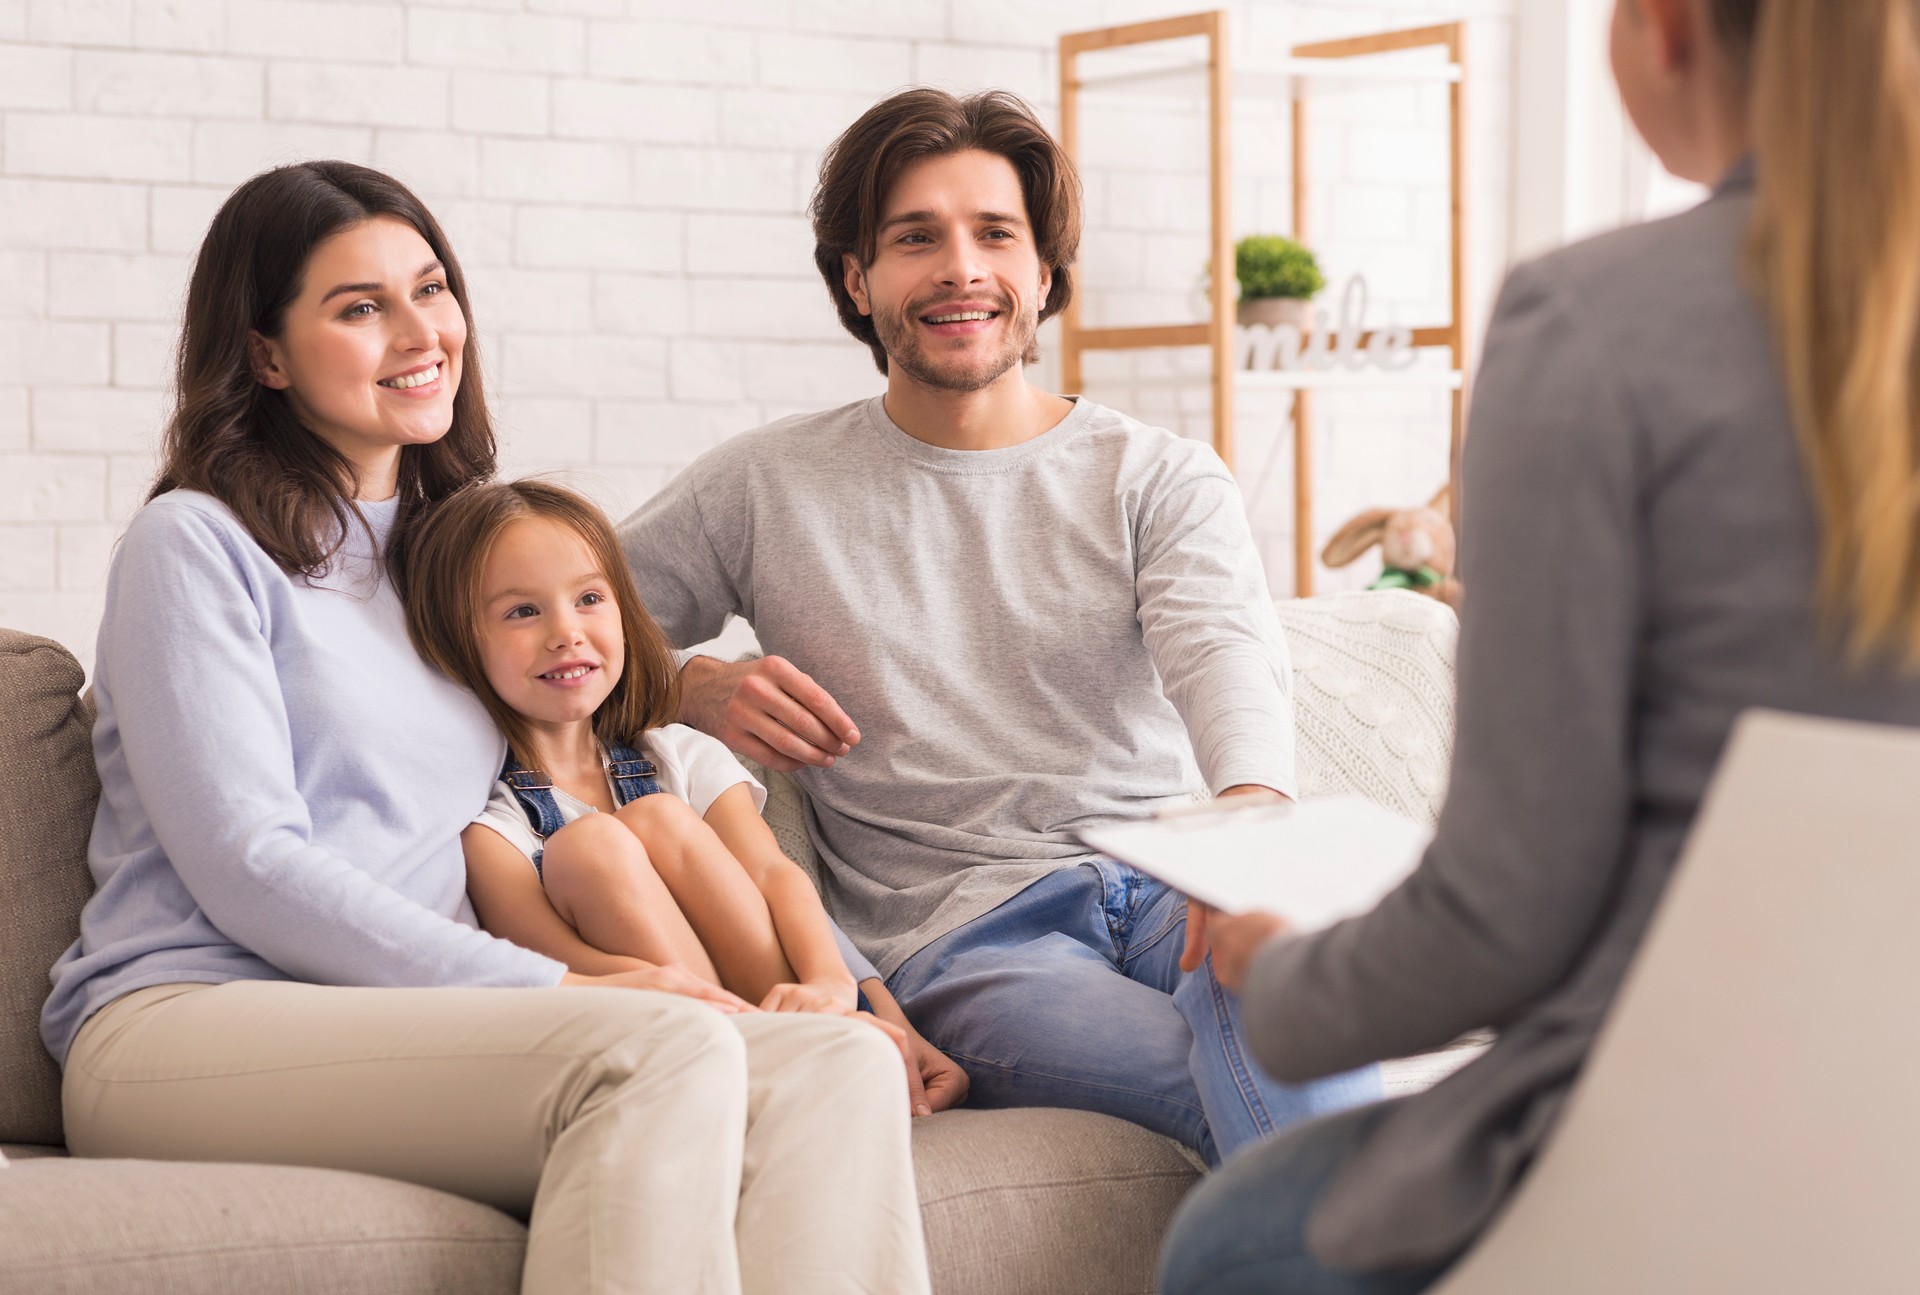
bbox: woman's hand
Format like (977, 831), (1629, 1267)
(561, 965), (758, 1013)
(848, 975), (971, 1117)
(903, 1030), (969, 1117)
(760, 979), (859, 1015)
(1178, 898), (1215, 974)
(848, 1011), (970, 1117)
(1183, 903), (1292, 993)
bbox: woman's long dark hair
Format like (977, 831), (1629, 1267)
(151, 160), (495, 578)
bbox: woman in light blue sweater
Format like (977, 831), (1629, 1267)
(40, 161), (929, 1295)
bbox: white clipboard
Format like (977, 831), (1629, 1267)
(1078, 794), (1432, 932)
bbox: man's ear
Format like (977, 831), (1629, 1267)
(842, 253), (872, 317)
(248, 330), (292, 390)
(1038, 262), (1054, 307)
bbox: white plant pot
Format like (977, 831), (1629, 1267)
(1237, 297), (1312, 329)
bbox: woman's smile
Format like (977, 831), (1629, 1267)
(377, 360), (446, 394)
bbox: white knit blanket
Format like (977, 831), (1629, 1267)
(1277, 590), (1457, 825)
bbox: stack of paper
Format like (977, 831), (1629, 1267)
(1078, 794), (1432, 932)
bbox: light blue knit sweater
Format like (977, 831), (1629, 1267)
(42, 490), (564, 1066)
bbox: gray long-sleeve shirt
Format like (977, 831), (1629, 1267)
(1245, 160), (1920, 1269)
(618, 395), (1295, 977)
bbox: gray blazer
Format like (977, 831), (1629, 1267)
(1244, 159), (1920, 1270)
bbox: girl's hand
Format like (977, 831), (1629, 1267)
(760, 980), (859, 1015)
(758, 996), (933, 1114)
(562, 966), (759, 1014)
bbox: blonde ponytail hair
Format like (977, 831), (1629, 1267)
(1744, 0), (1920, 665)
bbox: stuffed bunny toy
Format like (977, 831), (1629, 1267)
(1321, 485), (1462, 607)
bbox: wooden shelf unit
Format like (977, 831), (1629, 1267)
(1058, 12), (1469, 596)
(1059, 11), (1236, 465)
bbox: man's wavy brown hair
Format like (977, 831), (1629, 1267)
(150, 160), (494, 580)
(809, 88), (1083, 375)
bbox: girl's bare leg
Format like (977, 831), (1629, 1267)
(616, 795), (796, 1001)
(541, 812), (721, 984)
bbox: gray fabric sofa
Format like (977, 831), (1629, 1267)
(0, 591), (1457, 1294)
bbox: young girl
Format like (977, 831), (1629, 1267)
(404, 478), (882, 1022)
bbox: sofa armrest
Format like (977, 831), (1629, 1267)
(0, 630), (101, 1148)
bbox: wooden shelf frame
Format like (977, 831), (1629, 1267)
(1057, 12), (1469, 597)
(1292, 22), (1469, 596)
(1059, 11), (1236, 467)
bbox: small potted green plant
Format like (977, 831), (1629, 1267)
(1234, 234), (1324, 329)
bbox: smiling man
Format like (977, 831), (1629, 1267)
(617, 89), (1377, 1164)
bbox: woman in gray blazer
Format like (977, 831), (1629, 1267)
(1159, 0), (1920, 1290)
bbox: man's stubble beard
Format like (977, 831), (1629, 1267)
(871, 295), (1041, 393)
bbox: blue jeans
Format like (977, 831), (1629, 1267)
(886, 860), (1381, 1165)
(1158, 1103), (1455, 1294)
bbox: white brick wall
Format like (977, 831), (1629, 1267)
(1, 0), (1517, 668)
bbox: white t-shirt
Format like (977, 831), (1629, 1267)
(473, 723), (766, 864)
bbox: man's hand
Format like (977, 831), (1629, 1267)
(678, 655), (860, 772)
(1180, 904), (1291, 992)
(1217, 783), (1286, 801)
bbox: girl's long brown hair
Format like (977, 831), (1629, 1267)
(1733, 0), (1920, 663)
(152, 160), (495, 578)
(403, 479), (681, 771)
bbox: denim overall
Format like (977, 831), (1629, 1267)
(501, 739), (661, 879)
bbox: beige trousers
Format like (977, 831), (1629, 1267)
(64, 981), (930, 1295)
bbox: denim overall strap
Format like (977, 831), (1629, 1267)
(500, 756), (568, 841)
(604, 739), (664, 808)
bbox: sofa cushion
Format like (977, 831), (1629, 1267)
(912, 1107), (1200, 1295)
(0, 1157), (524, 1295)
(0, 631), (99, 1147)
(2, 1113), (1195, 1295)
